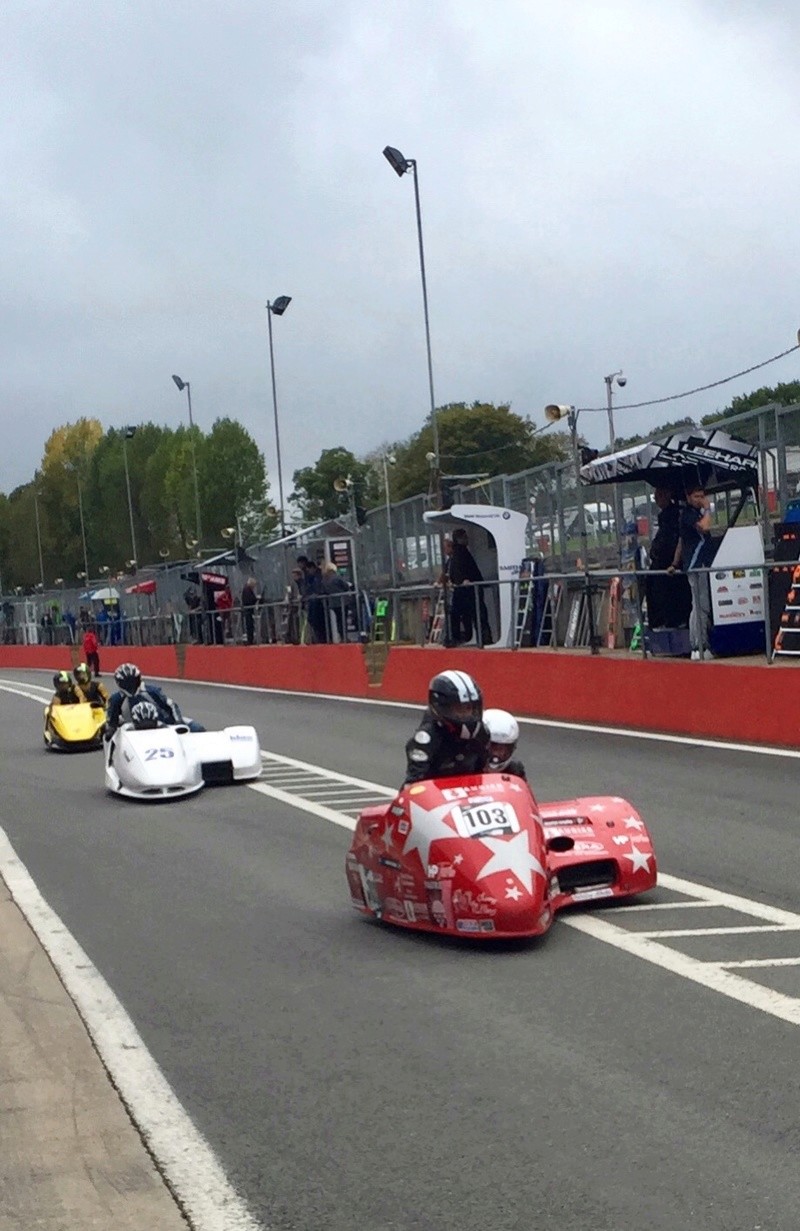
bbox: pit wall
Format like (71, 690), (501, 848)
(1, 644), (794, 750)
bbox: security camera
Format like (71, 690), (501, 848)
(616, 375), (627, 388)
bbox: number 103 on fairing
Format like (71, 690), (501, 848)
(453, 801), (520, 839)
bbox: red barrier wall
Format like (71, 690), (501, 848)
(0, 644), (794, 749)
(376, 648), (796, 748)
(183, 645), (371, 696)
(0, 646), (74, 672)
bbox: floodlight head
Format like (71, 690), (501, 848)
(269, 296), (292, 316)
(158, 549), (170, 558)
(387, 453), (397, 466)
(333, 476), (352, 492)
(425, 451), (436, 462)
(54, 577), (63, 585)
(544, 404), (572, 423)
(172, 374), (186, 392)
(383, 145), (410, 177)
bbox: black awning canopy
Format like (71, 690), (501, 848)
(579, 427), (758, 494)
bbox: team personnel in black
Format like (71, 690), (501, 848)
(404, 669), (490, 784)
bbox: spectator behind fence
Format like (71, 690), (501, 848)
(321, 562), (350, 641)
(241, 577), (259, 645)
(184, 585), (202, 644)
(304, 560), (328, 643)
(449, 527), (492, 646)
(216, 584), (233, 641)
(82, 627), (100, 677)
(668, 483), (716, 660)
(646, 487), (691, 631)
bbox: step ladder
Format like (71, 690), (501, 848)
(513, 577), (535, 648)
(773, 564), (800, 658)
(564, 585), (603, 649)
(427, 590), (446, 646)
(371, 597), (394, 643)
(536, 581), (563, 647)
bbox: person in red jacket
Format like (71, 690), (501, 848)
(82, 628), (100, 678)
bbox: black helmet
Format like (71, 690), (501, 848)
(131, 699), (160, 730)
(114, 663), (141, 696)
(428, 670), (483, 737)
(74, 662), (90, 684)
(53, 670), (72, 692)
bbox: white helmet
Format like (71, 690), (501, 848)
(484, 708), (520, 771)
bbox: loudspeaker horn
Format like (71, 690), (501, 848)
(544, 404), (572, 423)
(333, 476), (351, 492)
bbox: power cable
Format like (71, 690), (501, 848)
(576, 342), (800, 414)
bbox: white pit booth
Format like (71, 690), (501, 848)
(423, 503), (528, 648)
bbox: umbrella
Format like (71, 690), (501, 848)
(125, 579), (157, 595)
(90, 586), (121, 601)
(579, 427), (758, 493)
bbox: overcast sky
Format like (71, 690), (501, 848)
(2, 0), (799, 497)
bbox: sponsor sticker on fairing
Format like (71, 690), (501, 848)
(455, 918), (496, 933)
(571, 886), (614, 902)
(452, 800), (520, 839)
(573, 840), (607, 854)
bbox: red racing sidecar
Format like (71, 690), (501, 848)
(346, 773), (656, 939)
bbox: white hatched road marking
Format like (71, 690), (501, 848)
(249, 749), (800, 1028)
(5, 678), (800, 1037)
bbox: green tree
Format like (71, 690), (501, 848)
(197, 418), (272, 544)
(701, 380), (800, 425)
(387, 402), (571, 501)
(615, 416), (697, 450)
(290, 447), (375, 523)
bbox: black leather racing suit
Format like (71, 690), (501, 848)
(404, 710), (490, 784)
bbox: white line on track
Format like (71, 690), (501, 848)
(563, 913), (800, 1028)
(721, 957), (800, 969)
(246, 748), (800, 1029)
(5, 677), (800, 1046)
(0, 829), (262, 1231)
(4, 670), (800, 760)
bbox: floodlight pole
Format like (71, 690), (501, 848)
(382, 454), (397, 585)
(33, 489), (46, 590)
(266, 303), (287, 540)
(76, 477), (90, 586)
(383, 147), (441, 506)
(567, 408), (599, 655)
(122, 430), (138, 564)
(604, 371), (625, 564)
(409, 160), (440, 501)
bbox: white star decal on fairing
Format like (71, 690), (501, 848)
(505, 885), (523, 901)
(402, 800), (458, 869)
(476, 831), (545, 894)
(623, 816), (645, 830)
(589, 803), (606, 813)
(381, 822), (394, 851)
(625, 845), (651, 873)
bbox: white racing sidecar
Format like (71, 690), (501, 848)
(105, 722), (262, 800)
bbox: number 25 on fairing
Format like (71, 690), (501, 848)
(144, 747), (176, 761)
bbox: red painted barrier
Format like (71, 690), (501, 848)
(183, 645), (371, 697)
(375, 648), (798, 749)
(0, 646), (74, 672)
(0, 643), (794, 749)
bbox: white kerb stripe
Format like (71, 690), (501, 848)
(0, 829), (262, 1231)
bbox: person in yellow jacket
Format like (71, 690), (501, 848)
(73, 662), (109, 707)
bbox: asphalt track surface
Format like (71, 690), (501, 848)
(2, 669), (800, 1231)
